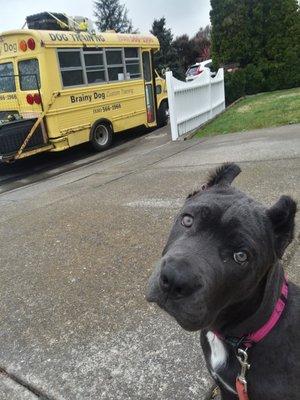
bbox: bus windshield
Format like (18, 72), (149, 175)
(0, 62), (16, 93)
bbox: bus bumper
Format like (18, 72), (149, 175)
(0, 144), (54, 163)
(0, 118), (46, 154)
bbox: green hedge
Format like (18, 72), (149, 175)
(225, 61), (300, 104)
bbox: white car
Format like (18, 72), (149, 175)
(185, 59), (216, 81)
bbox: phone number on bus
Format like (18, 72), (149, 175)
(93, 103), (121, 114)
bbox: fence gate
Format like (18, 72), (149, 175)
(166, 68), (225, 141)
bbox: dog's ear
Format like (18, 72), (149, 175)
(207, 162), (241, 187)
(187, 162), (241, 199)
(267, 196), (297, 258)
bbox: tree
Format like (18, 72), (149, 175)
(194, 25), (211, 41)
(94, 0), (135, 33)
(173, 26), (212, 73)
(210, 0), (252, 67)
(210, 0), (300, 101)
(193, 25), (212, 62)
(255, 0), (300, 89)
(211, 0), (300, 68)
(172, 34), (195, 71)
(151, 18), (175, 71)
(150, 18), (182, 77)
(172, 25), (211, 77)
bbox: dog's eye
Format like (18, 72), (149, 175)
(181, 214), (194, 228)
(233, 251), (248, 264)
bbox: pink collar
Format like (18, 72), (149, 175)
(215, 278), (288, 349)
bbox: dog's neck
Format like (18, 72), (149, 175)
(213, 262), (285, 338)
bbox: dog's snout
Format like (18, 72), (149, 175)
(159, 256), (199, 298)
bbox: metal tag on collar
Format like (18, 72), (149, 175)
(236, 348), (251, 392)
(224, 335), (247, 352)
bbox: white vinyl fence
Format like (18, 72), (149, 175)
(166, 68), (225, 140)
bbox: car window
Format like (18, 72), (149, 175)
(186, 66), (199, 76)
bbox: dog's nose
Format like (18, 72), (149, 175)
(159, 257), (198, 298)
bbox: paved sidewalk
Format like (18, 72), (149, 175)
(0, 124), (299, 399)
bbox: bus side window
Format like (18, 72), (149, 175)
(124, 48), (141, 80)
(18, 59), (40, 91)
(56, 46), (143, 87)
(83, 50), (106, 84)
(106, 49), (124, 81)
(58, 50), (84, 87)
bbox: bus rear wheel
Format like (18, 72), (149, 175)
(90, 122), (113, 151)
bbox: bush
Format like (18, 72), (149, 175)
(262, 60), (300, 92)
(225, 61), (300, 104)
(225, 70), (246, 105)
(225, 65), (265, 104)
(244, 64), (265, 95)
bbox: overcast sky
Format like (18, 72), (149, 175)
(1, 0), (211, 37)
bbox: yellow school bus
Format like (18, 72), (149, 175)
(0, 29), (168, 162)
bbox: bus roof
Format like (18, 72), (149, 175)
(0, 29), (160, 49)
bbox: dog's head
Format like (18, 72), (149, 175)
(146, 163), (297, 332)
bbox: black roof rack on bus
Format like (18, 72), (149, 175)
(24, 12), (94, 33)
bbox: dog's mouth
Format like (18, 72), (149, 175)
(170, 310), (205, 331)
(148, 289), (209, 332)
(165, 303), (209, 331)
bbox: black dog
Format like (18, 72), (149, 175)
(147, 163), (299, 400)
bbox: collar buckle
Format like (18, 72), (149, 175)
(223, 335), (250, 353)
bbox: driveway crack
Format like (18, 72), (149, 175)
(0, 366), (57, 400)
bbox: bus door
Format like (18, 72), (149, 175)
(142, 51), (157, 127)
(0, 59), (48, 161)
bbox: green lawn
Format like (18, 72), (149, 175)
(196, 87), (300, 138)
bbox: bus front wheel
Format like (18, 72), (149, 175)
(157, 101), (169, 127)
(90, 122), (113, 151)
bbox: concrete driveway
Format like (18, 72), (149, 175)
(0, 124), (299, 399)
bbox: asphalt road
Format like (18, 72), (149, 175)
(0, 127), (151, 194)
(0, 123), (299, 400)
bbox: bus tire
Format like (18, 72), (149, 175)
(157, 101), (169, 127)
(90, 122), (113, 151)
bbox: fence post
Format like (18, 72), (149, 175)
(209, 71), (213, 119)
(165, 71), (178, 141)
(220, 68), (226, 110)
